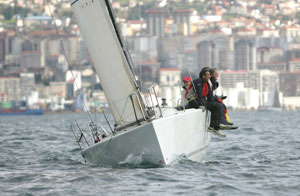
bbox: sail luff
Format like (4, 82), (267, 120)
(103, 0), (146, 105)
(71, 0), (146, 126)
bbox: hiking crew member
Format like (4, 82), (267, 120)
(183, 76), (193, 100)
(177, 76), (197, 110)
(193, 68), (221, 132)
(209, 68), (235, 127)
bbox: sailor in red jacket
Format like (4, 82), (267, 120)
(181, 76), (198, 109)
(193, 68), (223, 135)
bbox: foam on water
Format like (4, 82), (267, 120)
(117, 153), (163, 168)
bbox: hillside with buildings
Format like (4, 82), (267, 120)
(0, 0), (300, 111)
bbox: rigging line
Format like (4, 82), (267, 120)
(165, 4), (197, 93)
(46, 0), (93, 122)
(105, 89), (136, 105)
(116, 109), (143, 123)
(92, 75), (97, 127)
(138, 2), (142, 89)
(115, 95), (130, 125)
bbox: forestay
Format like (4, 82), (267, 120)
(71, 0), (146, 126)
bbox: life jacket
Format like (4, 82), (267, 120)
(202, 83), (209, 97)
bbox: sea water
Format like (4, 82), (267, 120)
(0, 111), (299, 196)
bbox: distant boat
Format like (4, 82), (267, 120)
(70, 0), (210, 166)
(0, 109), (44, 116)
(259, 82), (282, 112)
(258, 106), (282, 112)
(0, 101), (44, 116)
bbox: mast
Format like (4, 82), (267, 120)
(71, 0), (147, 127)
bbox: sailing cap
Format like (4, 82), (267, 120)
(183, 76), (191, 82)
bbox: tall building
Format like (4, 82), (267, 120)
(20, 73), (35, 98)
(182, 50), (197, 72)
(279, 72), (300, 97)
(159, 68), (181, 106)
(217, 36), (234, 70)
(0, 77), (21, 101)
(157, 37), (179, 67)
(22, 39), (40, 51)
(146, 9), (165, 37)
(10, 36), (23, 55)
(197, 36), (235, 70)
(79, 38), (89, 63)
(3, 36), (22, 66)
(234, 39), (256, 70)
(279, 71), (300, 109)
(66, 36), (80, 66)
(20, 51), (42, 69)
(256, 47), (285, 71)
(20, 39), (43, 69)
(46, 39), (61, 57)
(173, 9), (194, 35)
(196, 41), (216, 69)
(257, 47), (284, 64)
(0, 32), (6, 64)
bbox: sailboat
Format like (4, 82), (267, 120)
(259, 82), (282, 112)
(70, 0), (211, 165)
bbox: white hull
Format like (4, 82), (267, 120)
(82, 109), (211, 165)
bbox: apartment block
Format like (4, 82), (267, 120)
(0, 33), (6, 64)
(159, 68), (181, 106)
(0, 77), (21, 101)
(234, 39), (257, 70)
(20, 51), (42, 69)
(20, 73), (35, 98)
(173, 9), (194, 35)
(146, 9), (166, 37)
(279, 72), (300, 97)
(196, 41), (216, 69)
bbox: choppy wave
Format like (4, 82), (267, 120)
(0, 111), (300, 195)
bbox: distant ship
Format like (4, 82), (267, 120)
(0, 101), (44, 116)
(259, 83), (282, 112)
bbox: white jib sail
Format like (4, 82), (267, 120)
(71, 0), (145, 126)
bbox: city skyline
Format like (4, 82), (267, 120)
(0, 0), (300, 111)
